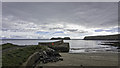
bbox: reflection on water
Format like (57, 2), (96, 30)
(1, 39), (118, 53)
(64, 40), (118, 53)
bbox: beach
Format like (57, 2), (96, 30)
(38, 53), (118, 66)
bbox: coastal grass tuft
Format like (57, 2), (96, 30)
(2, 44), (47, 67)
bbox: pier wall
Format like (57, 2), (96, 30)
(38, 40), (69, 52)
(38, 40), (63, 46)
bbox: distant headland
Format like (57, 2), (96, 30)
(84, 34), (120, 40)
(50, 37), (71, 40)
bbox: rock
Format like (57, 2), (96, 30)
(54, 52), (61, 57)
(39, 48), (63, 64)
(59, 58), (63, 61)
(117, 47), (120, 49)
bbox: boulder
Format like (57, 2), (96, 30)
(39, 48), (62, 64)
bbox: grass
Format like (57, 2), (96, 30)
(2, 44), (48, 67)
(2, 43), (18, 50)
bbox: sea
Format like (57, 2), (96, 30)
(1, 39), (119, 53)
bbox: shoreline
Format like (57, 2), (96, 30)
(2, 40), (119, 67)
(38, 52), (118, 66)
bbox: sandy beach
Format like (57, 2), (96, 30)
(38, 53), (118, 66)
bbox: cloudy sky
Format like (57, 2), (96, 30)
(2, 2), (119, 39)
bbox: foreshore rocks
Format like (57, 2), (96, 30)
(100, 41), (120, 49)
(22, 48), (63, 68)
(39, 48), (63, 64)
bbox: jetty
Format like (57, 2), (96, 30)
(38, 40), (63, 46)
(38, 40), (69, 52)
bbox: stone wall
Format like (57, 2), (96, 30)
(48, 43), (69, 52)
(38, 40), (63, 46)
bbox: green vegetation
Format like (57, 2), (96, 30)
(2, 44), (47, 67)
(2, 41), (69, 67)
(2, 43), (18, 50)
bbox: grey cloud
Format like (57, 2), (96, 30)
(49, 27), (63, 30)
(66, 29), (78, 32)
(77, 31), (88, 33)
(2, 2), (118, 28)
(65, 29), (88, 33)
(2, 2), (118, 39)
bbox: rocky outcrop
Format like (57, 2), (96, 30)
(39, 48), (63, 64)
(22, 48), (63, 68)
(84, 34), (120, 40)
(100, 41), (120, 49)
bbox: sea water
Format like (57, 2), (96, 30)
(1, 39), (118, 53)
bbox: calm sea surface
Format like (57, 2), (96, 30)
(1, 39), (118, 53)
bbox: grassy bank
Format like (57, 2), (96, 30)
(2, 44), (47, 67)
(2, 43), (18, 50)
(2, 41), (69, 67)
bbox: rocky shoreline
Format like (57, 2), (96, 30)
(38, 53), (118, 67)
(100, 41), (120, 49)
(22, 48), (63, 68)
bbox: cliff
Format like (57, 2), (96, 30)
(84, 34), (120, 40)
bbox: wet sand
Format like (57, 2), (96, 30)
(38, 53), (118, 66)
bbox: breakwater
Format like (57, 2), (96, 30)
(38, 40), (69, 52)
(38, 40), (63, 46)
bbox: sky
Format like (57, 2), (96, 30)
(2, 2), (119, 39)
